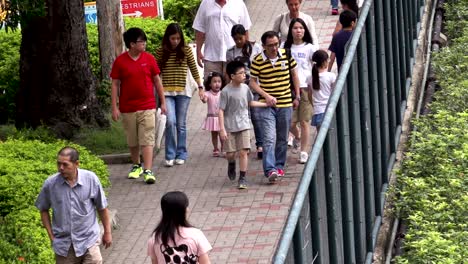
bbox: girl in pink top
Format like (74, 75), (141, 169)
(147, 191), (212, 264)
(201, 72), (226, 157)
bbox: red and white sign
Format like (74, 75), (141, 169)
(121, 0), (158, 18)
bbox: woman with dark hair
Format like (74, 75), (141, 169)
(147, 191), (212, 264)
(156, 23), (204, 167)
(283, 18), (318, 164)
(272, 0), (319, 45)
(332, 0), (360, 35)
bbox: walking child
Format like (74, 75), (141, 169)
(201, 72), (225, 157)
(307, 50), (336, 133)
(225, 24), (264, 159)
(147, 191), (212, 264)
(110, 27), (166, 184)
(328, 10), (357, 72)
(219, 61), (267, 189)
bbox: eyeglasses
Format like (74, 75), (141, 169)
(136, 40), (147, 44)
(265, 42), (280, 48)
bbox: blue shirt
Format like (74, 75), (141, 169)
(329, 29), (354, 70)
(35, 169), (108, 257)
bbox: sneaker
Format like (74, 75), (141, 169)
(142, 169), (156, 184)
(277, 168), (285, 177)
(164, 160), (174, 167)
(299, 152), (309, 164)
(267, 170), (278, 183)
(292, 138), (300, 154)
(332, 8), (339, 15)
(128, 164), (142, 179)
(287, 135), (294, 147)
(238, 177), (248, 189)
(175, 159), (185, 165)
(213, 149), (220, 157)
(228, 162), (236, 181)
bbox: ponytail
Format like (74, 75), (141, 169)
(311, 49), (329, 90)
(312, 63), (320, 90)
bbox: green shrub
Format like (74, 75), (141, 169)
(394, 3), (468, 262)
(0, 139), (110, 263)
(163, 0), (201, 39)
(0, 29), (21, 124)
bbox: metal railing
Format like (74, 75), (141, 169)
(273, 0), (426, 263)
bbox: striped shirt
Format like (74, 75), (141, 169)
(155, 46), (201, 94)
(250, 48), (297, 108)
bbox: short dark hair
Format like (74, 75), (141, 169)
(339, 10), (357, 28)
(261, 31), (280, 45)
(123, 27), (147, 49)
(231, 24), (247, 37)
(226, 61), (245, 76)
(58, 146), (79, 163)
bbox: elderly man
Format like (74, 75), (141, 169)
(35, 146), (112, 263)
(192, 0), (252, 78)
(250, 31), (300, 182)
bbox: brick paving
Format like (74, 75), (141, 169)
(101, 0), (339, 263)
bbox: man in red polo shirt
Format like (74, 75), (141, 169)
(111, 27), (166, 184)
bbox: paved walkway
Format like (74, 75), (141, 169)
(102, 0), (338, 263)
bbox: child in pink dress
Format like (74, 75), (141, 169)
(201, 72), (225, 157)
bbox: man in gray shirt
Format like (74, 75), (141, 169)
(35, 146), (112, 263)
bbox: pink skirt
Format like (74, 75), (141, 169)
(202, 116), (220, 131)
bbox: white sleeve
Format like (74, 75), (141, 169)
(239, 1), (252, 30)
(192, 1), (207, 32)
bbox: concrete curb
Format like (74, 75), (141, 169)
(99, 149), (161, 165)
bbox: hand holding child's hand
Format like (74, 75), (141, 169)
(220, 129), (228, 141)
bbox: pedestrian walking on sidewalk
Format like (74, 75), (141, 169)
(110, 27), (166, 184)
(250, 31), (300, 183)
(219, 61), (267, 189)
(155, 23), (204, 168)
(193, 0), (252, 80)
(329, 10), (357, 72)
(202, 72), (226, 157)
(272, 0), (319, 46)
(307, 50), (336, 134)
(332, 0), (360, 35)
(225, 24), (264, 159)
(283, 18), (318, 164)
(148, 191), (212, 264)
(35, 146), (112, 263)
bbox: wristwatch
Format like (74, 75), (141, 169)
(198, 85), (204, 89)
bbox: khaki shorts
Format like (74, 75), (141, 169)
(121, 109), (156, 147)
(56, 241), (102, 264)
(292, 89), (314, 123)
(203, 60), (225, 81)
(224, 129), (251, 153)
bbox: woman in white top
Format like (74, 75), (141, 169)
(283, 18), (318, 164)
(272, 0), (319, 46)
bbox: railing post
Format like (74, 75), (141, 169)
(293, 221), (304, 264)
(383, 0), (397, 154)
(365, 1), (383, 218)
(390, 0), (403, 127)
(358, 25), (376, 253)
(397, 0), (409, 103)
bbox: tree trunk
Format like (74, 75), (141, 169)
(97, 0), (125, 80)
(16, 0), (108, 138)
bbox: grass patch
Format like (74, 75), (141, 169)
(71, 120), (128, 155)
(0, 120), (128, 155)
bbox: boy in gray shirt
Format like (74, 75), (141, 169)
(219, 61), (266, 189)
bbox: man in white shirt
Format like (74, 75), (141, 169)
(192, 0), (252, 79)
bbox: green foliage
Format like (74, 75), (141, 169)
(443, 0), (468, 40)
(0, 29), (21, 123)
(72, 119), (128, 155)
(163, 0), (201, 39)
(394, 4), (468, 262)
(0, 139), (109, 263)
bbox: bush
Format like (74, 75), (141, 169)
(0, 29), (21, 124)
(0, 139), (110, 263)
(163, 0), (201, 39)
(394, 2), (468, 262)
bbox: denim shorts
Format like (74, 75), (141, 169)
(311, 113), (325, 127)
